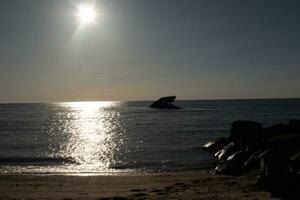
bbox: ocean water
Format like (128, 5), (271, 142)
(0, 99), (300, 175)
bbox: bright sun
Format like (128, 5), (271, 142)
(77, 3), (97, 25)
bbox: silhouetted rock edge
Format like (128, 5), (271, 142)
(203, 120), (300, 199)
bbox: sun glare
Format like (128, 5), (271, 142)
(77, 3), (97, 25)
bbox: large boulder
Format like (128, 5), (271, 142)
(289, 151), (300, 175)
(215, 151), (245, 175)
(262, 123), (295, 140)
(202, 137), (229, 154)
(256, 133), (300, 199)
(214, 142), (238, 161)
(229, 121), (263, 147)
(266, 133), (300, 154)
(257, 149), (300, 199)
(289, 119), (300, 133)
(205, 119), (300, 192)
(243, 149), (270, 171)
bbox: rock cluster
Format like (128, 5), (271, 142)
(203, 120), (300, 199)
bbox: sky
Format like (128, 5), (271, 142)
(0, 0), (300, 102)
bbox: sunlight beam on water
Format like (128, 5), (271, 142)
(57, 101), (123, 172)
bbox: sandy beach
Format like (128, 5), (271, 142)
(0, 171), (278, 200)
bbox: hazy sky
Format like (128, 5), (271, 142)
(1, 0), (300, 102)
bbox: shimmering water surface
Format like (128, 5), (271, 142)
(0, 99), (300, 174)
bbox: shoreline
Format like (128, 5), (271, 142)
(0, 167), (214, 176)
(0, 170), (277, 200)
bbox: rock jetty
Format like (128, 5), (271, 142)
(203, 120), (300, 200)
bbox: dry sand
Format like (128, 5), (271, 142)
(0, 171), (279, 200)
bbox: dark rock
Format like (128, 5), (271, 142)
(202, 137), (229, 154)
(262, 123), (295, 140)
(257, 149), (300, 199)
(205, 119), (300, 198)
(229, 121), (263, 146)
(227, 151), (244, 163)
(214, 142), (238, 161)
(257, 171), (300, 199)
(243, 149), (270, 171)
(266, 134), (300, 154)
(215, 151), (245, 175)
(289, 151), (300, 174)
(289, 119), (300, 132)
(150, 96), (181, 109)
(214, 160), (229, 174)
(260, 135), (300, 172)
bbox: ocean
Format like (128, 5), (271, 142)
(0, 99), (300, 175)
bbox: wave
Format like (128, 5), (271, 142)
(0, 157), (78, 165)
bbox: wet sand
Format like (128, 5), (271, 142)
(0, 171), (278, 200)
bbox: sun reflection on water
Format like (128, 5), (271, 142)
(57, 101), (123, 172)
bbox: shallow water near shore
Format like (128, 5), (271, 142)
(0, 99), (300, 175)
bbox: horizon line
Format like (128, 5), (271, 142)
(0, 97), (300, 104)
